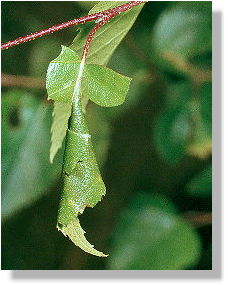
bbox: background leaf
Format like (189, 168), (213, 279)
(185, 165), (212, 197)
(108, 193), (201, 270)
(153, 83), (192, 163)
(2, 90), (62, 220)
(151, 2), (212, 75)
(86, 104), (111, 167)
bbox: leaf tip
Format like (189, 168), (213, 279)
(57, 218), (108, 257)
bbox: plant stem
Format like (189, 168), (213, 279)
(78, 1), (146, 110)
(1, 73), (45, 89)
(1, 1), (146, 51)
(183, 211), (212, 228)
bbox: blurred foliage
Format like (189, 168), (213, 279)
(151, 2), (212, 75)
(2, 90), (63, 221)
(185, 164), (212, 198)
(1, 1), (212, 270)
(153, 82), (192, 163)
(108, 194), (201, 270)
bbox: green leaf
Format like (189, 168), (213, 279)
(128, 193), (178, 215)
(87, 105), (111, 167)
(108, 194), (201, 270)
(58, 218), (107, 257)
(2, 90), (38, 182)
(186, 165), (212, 197)
(46, 45), (81, 103)
(29, 38), (61, 77)
(76, 1), (99, 11)
(71, 1), (145, 65)
(57, 100), (107, 257)
(100, 69), (152, 121)
(50, 102), (72, 163)
(2, 90), (62, 220)
(47, 48), (121, 255)
(47, 46), (131, 106)
(151, 2), (212, 73)
(46, 46), (131, 162)
(153, 83), (192, 164)
(45, 0), (144, 255)
(84, 64), (131, 107)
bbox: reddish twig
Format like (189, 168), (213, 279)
(82, 20), (107, 60)
(1, 1), (145, 51)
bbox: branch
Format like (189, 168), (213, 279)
(1, 1), (146, 51)
(162, 51), (212, 84)
(183, 211), (212, 228)
(1, 73), (45, 89)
